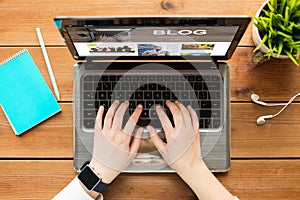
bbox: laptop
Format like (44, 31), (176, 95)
(54, 16), (250, 172)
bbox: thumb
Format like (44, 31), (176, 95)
(147, 125), (166, 151)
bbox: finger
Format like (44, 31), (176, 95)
(175, 101), (192, 126)
(95, 105), (105, 130)
(187, 105), (199, 131)
(156, 105), (173, 133)
(166, 101), (183, 127)
(112, 101), (129, 129)
(103, 100), (120, 130)
(123, 104), (143, 134)
(129, 127), (143, 154)
(147, 125), (166, 151)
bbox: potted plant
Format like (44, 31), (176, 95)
(250, 0), (300, 66)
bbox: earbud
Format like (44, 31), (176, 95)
(251, 94), (286, 106)
(252, 93), (300, 125)
(256, 115), (273, 125)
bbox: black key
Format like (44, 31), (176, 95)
(201, 101), (212, 109)
(129, 101), (136, 109)
(144, 92), (152, 99)
(158, 84), (167, 90)
(136, 100), (145, 108)
(135, 92), (143, 99)
(96, 82), (102, 91)
(148, 83), (157, 90)
(200, 110), (211, 118)
(198, 92), (208, 99)
(97, 92), (106, 100)
(84, 110), (96, 118)
(145, 101), (155, 108)
(171, 92), (177, 100)
(137, 119), (151, 127)
(84, 119), (95, 129)
(84, 82), (93, 90)
(84, 101), (95, 109)
(153, 92), (162, 99)
(84, 92), (95, 100)
(188, 75), (194, 81)
(109, 76), (117, 82)
(193, 82), (202, 90)
(99, 101), (109, 108)
(205, 119), (212, 128)
(141, 109), (149, 118)
(103, 82), (111, 90)
(195, 75), (202, 81)
(163, 92), (171, 99)
(107, 92), (113, 99)
(101, 76), (109, 81)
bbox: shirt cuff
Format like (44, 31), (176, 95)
(52, 177), (103, 200)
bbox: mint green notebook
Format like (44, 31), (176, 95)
(0, 49), (61, 135)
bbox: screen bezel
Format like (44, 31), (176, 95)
(54, 16), (250, 61)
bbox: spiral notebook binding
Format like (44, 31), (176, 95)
(0, 49), (28, 67)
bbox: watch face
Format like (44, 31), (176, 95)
(78, 166), (99, 190)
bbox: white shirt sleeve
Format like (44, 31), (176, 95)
(52, 176), (103, 200)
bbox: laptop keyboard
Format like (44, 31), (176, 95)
(82, 73), (222, 130)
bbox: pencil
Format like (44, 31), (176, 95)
(36, 27), (61, 101)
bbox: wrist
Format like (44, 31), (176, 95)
(176, 158), (208, 182)
(90, 158), (120, 184)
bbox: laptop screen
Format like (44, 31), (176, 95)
(54, 17), (250, 60)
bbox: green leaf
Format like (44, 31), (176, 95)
(254, 34), (268, 52)
(285, 50), (300, 66)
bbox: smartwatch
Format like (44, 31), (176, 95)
(78, 162), (110, 193)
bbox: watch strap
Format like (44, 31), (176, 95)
(93, 181), (110, 193)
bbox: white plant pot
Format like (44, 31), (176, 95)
(252, 0), (290, 59)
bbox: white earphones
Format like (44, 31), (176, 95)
(251, 93), (300, 125)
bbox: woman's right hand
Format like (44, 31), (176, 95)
(146, 101), (205, 176)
